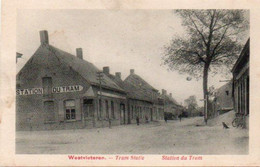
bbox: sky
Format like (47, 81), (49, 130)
(16, 10), (248, 106)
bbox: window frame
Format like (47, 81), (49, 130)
(64, 99), (76, 121)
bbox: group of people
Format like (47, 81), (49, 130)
(164, 114), (183, 123)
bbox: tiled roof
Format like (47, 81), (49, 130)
(47, 45), (124, 92)
(231, 38), (250, 73)
(105, 73), (152, 102)
(123, 73), (159, 102)
(125, 73), (158, 91)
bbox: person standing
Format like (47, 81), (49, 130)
(108, 118), (112, 128)
(136, 116), (140, 126)
(179, 114), (182, 122)
(164, 115), (167, 123)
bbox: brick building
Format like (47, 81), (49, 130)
(232, 39), (249, 116)
(16, 30), (127, 130)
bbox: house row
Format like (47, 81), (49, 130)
(16, 30), (180, 131)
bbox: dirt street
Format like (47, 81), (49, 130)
(16, 116), (248, 154)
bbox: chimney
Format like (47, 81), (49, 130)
(103, 66), (110, 74)
(130, 69), (135, 75)
(162, 89), (167, 95)
(76, 48), (83, 59)
(115, 72), (121, 79)
(169, 93), (172, 97)
(39, 30), (49, 45)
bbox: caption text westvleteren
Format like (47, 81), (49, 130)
(67, 155), (203, 161)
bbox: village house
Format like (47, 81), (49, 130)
(212, 82), (233, 116)
(16, 30), (127, 131)
(232, 39), (249, 117)
(102, 66), (130, 124)
(123, 69), (163, 123)
(103, 67), (165, 124)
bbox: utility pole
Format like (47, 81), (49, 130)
(96, 71), (104, 127)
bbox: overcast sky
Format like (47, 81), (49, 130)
(16, 10), (248, 106)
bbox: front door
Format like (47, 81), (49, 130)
(83, 99), (94, 118)
(44, 101), (55, 122)
(120, 103), (125, 124)
(150, 108), (153, 121)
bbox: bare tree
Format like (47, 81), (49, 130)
(162, 10), (248, 123)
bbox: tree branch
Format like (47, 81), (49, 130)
(188, 14), (208, 46)
(211, 27), (229, 57)
(180, 49), (206, 63)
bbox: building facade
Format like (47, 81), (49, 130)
(232, 39), (249, 116)
(16, 30), (127, 131)
(123, 69), (162, 124)
(214, 82), (233, 113)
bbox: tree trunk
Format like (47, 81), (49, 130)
(203, 62), (210, 124)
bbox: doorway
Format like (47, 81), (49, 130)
(120, 103), (126, 124)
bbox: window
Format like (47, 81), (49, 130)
(42, 77), (52, 96)
(140, 107), (143, 118)
(105, 100), (109, 118)
(131, 105), (134, 119)
(65, 100), (76, 120)
(111, 101), (115, 119)
(99, 99), (102, 118)
(44, 101), (55, 122)
(83, 99), (94, 117)
(225, 90), (229, 96)
(135, 106), (138, 117)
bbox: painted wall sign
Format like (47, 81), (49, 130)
(17, 85), (83, 95)
(52, 85), (83, 93)
(16, 88), (43, 95)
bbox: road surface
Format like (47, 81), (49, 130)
(16, 116), (248, 154)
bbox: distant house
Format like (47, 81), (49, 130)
(232, 39), (249, 116)
(123, 69), (164, 123)
(214, 81), (233, 114)
(16, 30), (127, 130)
(161, 89), (182, 117)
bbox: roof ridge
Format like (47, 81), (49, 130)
(47, 45), (124, 92)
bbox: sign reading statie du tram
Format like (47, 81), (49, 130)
(52, 85), (83, 93)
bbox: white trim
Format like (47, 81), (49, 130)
(97, 91), (126, 99)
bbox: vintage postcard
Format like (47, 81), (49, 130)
(1, 0), (260, 166)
